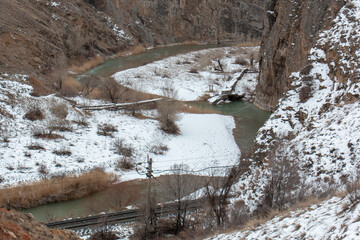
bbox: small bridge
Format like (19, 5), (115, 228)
(77, 98), (163, 111)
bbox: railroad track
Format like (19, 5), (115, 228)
(46, 200), (203, 230)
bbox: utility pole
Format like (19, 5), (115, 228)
(145, 155), (154, 237)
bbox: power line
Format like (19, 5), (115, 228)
(151, 153), (240, 163)
(151, 165), (239, 174)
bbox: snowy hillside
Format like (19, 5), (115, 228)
(208, 195), (360, 240)
(231, 0), (360, 214)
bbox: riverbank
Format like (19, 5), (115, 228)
(0, 169), (115, 210)
(0, 45), (267, 217)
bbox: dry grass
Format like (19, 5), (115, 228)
(131, 45), (146, 55)
(181, 40), (200, 46)
(236, 41), (261, 47)
(0, 169), (116, 209)
(62, 77), (82, 91)
(70, 55), (104, 73)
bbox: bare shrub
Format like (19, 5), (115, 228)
(161, 81), (178, 99)
(299, 76), (313, 103)
(49, 102), (68, 119)
(228, 200), (250, 227)
(115, 157), (135, 171)
(52, 147), (72, 156)
(234, 57), (249, 66)
(97, 123), (118, 137)
(203, 166), (242, 227)
(26, 143), (46, 151)
(189, 67), (199, 74)
(79, 74), (101, 96)
(24, 106), (45, 121)
(32, 126), (63, 139)
(38, 164), (49, 178)
(73, 116), (89, 127)
(300, 64), (313, 75)
(346, 170), (360, 203)
(89, 230), (117, 240)
(160, 164), (200, 235)
(113, 138), (133, 157)
(6, 165), (14, 171)
(150, 144), (168, 155)
(49, 120), (73, 132)
(248, 50), (259, 66)
(24, 151), (31, 158)
(157, 100), (179, 134)
(51, 54), (68, 91)
(261, 145), (300, 212)
(100, 78), (126, 103)
(0, 124), (10, 143)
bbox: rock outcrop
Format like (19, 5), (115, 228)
(0, 0), (265, 88)
(95, 0), (265, 45)
(255, 0), (346, 111)
(0, 208), (80, 240)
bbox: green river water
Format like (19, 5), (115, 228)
(23, 44), (270, 223)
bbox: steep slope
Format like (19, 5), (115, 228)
(235, 0), (360, 212)
(93, 0), (265, 45)
(256, 0), (360, 184)
(208, 195), (360, 240)
(255, 0), (346, 111)
(0, 208), (79, 240)
(0, 0), (128, 76)
(0, 0), (265, 88)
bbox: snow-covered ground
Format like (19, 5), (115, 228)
(0, 46), (247, 187)
(77, 223), (134, 240)
(230, 0), (360, 213)
(113, 46), (258, 102)
(207, 195), (360, 240)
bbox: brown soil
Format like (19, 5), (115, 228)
(0, 208), (80, 240)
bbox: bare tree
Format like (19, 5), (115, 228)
(51, 54), (68, 91)
(161, 164), (200, 234)
(161, 81), (178, 99)
(80, 74), (101, 96)
(157, 99), (179, 134)
(203, 165), (241, 227)
(100, 78), (126, 103)
(262, 145), (300, 212)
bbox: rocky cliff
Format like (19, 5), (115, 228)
(255, 0), (346, 111)
(0, 0), (265, 88)
(92, 0), (265, 45)
(238, 0), (360, 212)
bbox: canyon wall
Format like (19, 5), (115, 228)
(255, 0), (346, 111)
(0, 0), (265, 86)
(94, 0), (265, 45)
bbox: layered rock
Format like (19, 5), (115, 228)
(255, 0), (346, 111)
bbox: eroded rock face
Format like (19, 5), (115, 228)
(0, 208), (80, 240)
(0, 0), (265, 86)
(97, 0), (265, 45)
(255, 0), (346, 111)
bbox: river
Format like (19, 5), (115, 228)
(23, 44), (270, 222)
